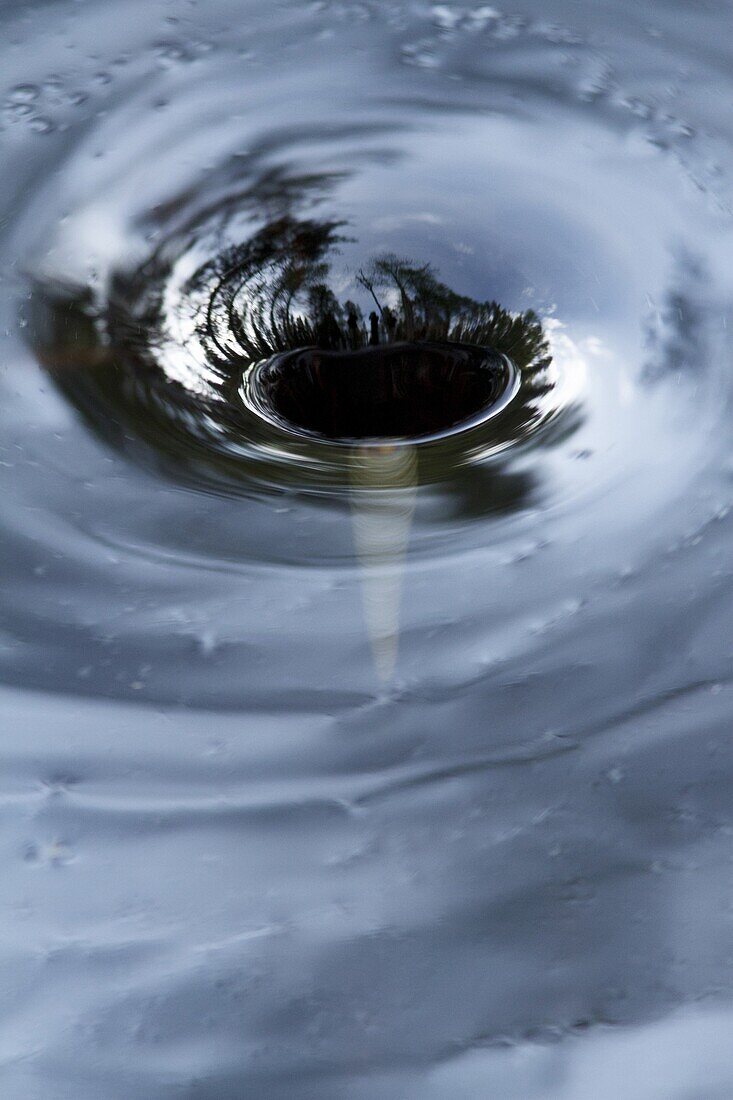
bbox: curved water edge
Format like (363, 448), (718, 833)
(1, 1), (733, 1097)
(242, 344), (519, 445)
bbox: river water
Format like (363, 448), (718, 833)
(2, 1), (733, 1097)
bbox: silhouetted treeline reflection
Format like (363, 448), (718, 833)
(28, 176), (563, 496)
(201, 215), (551, 385)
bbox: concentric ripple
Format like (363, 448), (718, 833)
(29, 141), (563, 491)
(2, 1), (733, 1098)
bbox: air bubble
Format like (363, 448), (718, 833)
(8, 83), (39, 103)
(4, 102), (34, 119)
(29, 116), (55, 133)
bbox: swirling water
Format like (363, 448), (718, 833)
(2, 0), (733, 1096)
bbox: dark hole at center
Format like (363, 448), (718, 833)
(254, 341), (510, 441)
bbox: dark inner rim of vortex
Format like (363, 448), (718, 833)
(251, 341), (512, 441)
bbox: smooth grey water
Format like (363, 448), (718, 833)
(2, 1), (733, 1097)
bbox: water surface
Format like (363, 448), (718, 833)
(2, 1), (733, 1096)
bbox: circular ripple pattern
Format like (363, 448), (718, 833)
(2, 1), (733, 1098)
(29, 137), (559, 492)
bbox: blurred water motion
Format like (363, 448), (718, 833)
(350, 445), (418, 681)
(1, 0), (733, 1097)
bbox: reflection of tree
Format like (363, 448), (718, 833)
(356, 254), (550, 384)
(206, 215), (349, 365)
(27, 155), (562, 500)
(206, 229), (551, 402)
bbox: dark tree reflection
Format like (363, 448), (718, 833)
(203, 223), (551, 393)
(27, 164), (563, 500)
